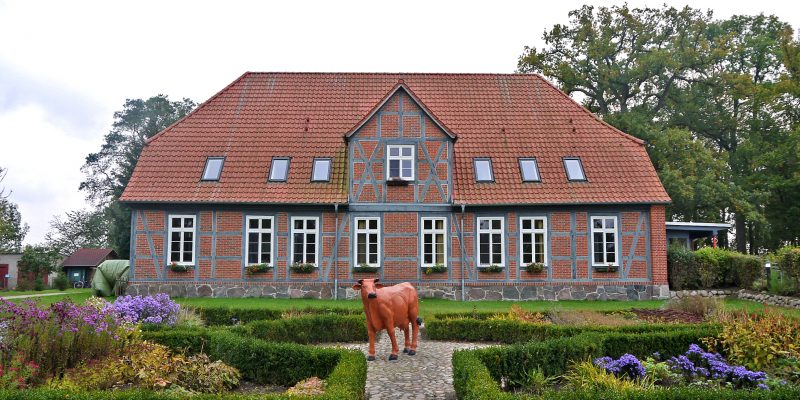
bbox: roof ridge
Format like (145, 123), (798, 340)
(146, 71), (251, 145)
(245, 71), (522, 76)
(531, 74), (645, 146)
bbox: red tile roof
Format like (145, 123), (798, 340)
(61, 248), (117, 267)
(120, 73), (670, 205)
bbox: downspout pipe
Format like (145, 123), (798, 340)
(460, 203), (466, 301)
(334, 203), (339, 300)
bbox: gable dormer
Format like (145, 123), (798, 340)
(346, 84), (454, 204)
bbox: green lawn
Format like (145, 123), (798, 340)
(5, 290), (799, 319)
(1, 289), (93, 305)
(0, 288), (85, 296)
(173, 297), (668, 319)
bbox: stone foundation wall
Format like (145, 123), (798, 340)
(126, 283), (670, 301)
(669, 289), (738, 299)
(738, 290), (800, 309)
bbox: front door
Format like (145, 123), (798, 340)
(0, 264), (8, 288)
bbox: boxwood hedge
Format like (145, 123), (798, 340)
(197, 306), (360, 326)
(427, 314), (717, 343)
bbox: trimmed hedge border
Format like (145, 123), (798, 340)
(453, 328), (800, 400)
(196, 306), (360, 326)
(427, 314), (716, 343)
(238, 314), (368, 344)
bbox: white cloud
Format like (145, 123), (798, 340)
(0, 104), (100, 244)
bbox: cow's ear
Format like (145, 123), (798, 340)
(375, 283), (385, 289)
(352, 284), (362, 291)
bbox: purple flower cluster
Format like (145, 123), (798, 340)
(667, 343), (768, 389)
(594, 354), (646, 380)
(112, 294), (180, 326)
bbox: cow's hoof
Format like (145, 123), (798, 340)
(389, 354), (398, 361)
(367, 356), (375, 361)
(408, 350), (416, 356)
(403, 348), (409, 354)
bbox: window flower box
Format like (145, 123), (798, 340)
(245, 263), (273, 275)
(353, 264), (380, 273)
(479, 264), (504, 273)
(290, 262), (316, 274)
(168, 262), (193, 273)
(524, 262), (546, 273)
(422, 264), (447, 275)
(594, 264), (619, 273)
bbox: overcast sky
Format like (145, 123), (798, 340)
(1, 0), (798, 245)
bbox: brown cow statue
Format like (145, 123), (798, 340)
(352, 278), (422, 361)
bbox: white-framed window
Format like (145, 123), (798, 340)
(477, 217), (504, 266)
(474, 158), (494, 182)
(168, 215), (196, 265)
(421, 217), (447, 267)
(354, 217), (380, 267)
(311, 158), (332, 182)
(269, 157), (290, 182)
(519, 158), (541, 182)
(201, 157), (224, 181)
(246, 216), (273, 265)
(563, 157), (586, 181)
(291, 217), (319, 266)
(520, 217), (547, 265)
(591, 216), (618, 266)
(387, 145), (414, 180)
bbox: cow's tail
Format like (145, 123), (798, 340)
(416, 317), (423, 326)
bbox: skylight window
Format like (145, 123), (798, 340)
(201, 157), (224, 181)
(474, 158), (494, 182)
(563, 158), (586, 181)
(269, 158), (290, 182)
(519, 158), (541, 182)
(312, 158), (331, 182)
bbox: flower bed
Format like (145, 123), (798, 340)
(0, 295), (367, 398)
(453, 331), (800, 399)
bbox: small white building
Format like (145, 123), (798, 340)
(0, 252), (23, 289)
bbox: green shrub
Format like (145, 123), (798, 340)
(665, 296), (723, 319)
(196, 307), (282, 326)
(142, 328), (210, 355)
(670, 246), (763, 290)
(33, 277), (45, 291)
(245, 314), (367, 344)
(205, 331), (339, 386)
(668, 245), (698, 290)
(426, 315), (712, 343)
(777, 246), (800, 291)
(561, 360), (640, 391)
(52, 273), (69, 291)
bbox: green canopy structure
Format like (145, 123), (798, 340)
(91, 259), (130, 297)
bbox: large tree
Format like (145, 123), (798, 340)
(0, 166), (29, 253)
(80, 95), (196, 257)
(44, 209), (110, 255)
(518, 5), (800, 252)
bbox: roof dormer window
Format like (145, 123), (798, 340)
(201, 157), (224, 181)
(519, 158), (541, 182)
(269, 157), (290, 182)
(311, 158), (331, 182)
(563, 157), (586, 181)
(474, 158), (494, 182)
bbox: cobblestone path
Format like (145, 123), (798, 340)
(327, 329), (492, 400)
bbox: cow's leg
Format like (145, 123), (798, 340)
(409, 310), (420, 355)
(367, 326), (377, 361)
(385, 317), (399, 360)
(402, 324), (411, 353)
